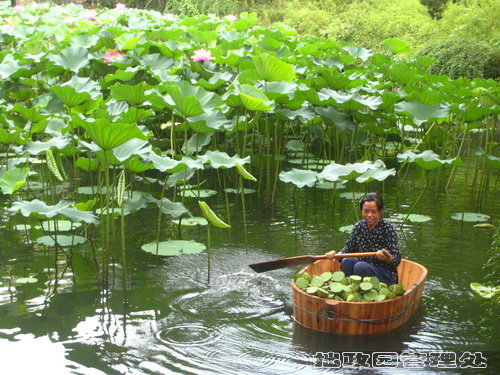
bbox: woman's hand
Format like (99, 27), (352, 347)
(324, 250), (337, 260)
(376, 249), (393, 263)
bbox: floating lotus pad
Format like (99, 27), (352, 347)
(141, 240), (206, 256)
(224, 188), (257, 194)
(339, 224), (354, 234)
(451, 212), (490, 222)
(397, 214), (432, 222)
(178, 217), (208, 227)
(35, 220), (82, 232)
(35, 235), (86, 247)
(470, 283), (500, 301)
(178, 189), (217, 198)
(16, 277), (38, 284)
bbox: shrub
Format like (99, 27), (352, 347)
(416, 39), (498, 80)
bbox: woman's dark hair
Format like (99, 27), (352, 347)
(359, 192), (384, 211)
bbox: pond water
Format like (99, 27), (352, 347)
(0, 165), (498, 374)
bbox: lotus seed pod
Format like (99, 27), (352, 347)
(349, 275), (362, 284)
(332, 271), (345, 282)
(334, 295), (345, 301)
(317, 288), (329, 298)
(364, 290), (378, 301)
(306, 286), (318, 295)
(360, 282), (373, 291)
(374, 294), (386, 301)
(351, 283), (360, 293)
(320, 271), (333, 283)
(379, 287), (391, 296)
(340, 277), (349, 285)
(347, 294), (356, 302)
(353, 292), (363, 302)
(296, 277), (309, 290)
(329, 282), (344, 294)
(310, 276), (323, 287)
(380, 282), (388, 289)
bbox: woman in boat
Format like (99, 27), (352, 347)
(325, 192), (401, 285)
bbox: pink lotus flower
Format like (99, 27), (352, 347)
(225, 15), (237, 22)
(164, 13), (175, 21)
(191, 48), (214, 63)
(84, 10), (97, 21)
(13, 5), (24, 13)
(115, 3), (127, 9)
(104, 51), (123, 63)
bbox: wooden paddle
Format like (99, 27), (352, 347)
(249, 252), (379, 273)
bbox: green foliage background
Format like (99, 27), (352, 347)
(106, 0), (498, 80)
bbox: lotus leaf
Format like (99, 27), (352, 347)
(397, 214), (432, 223)
(179, 217), (209, 227)
(141, 240), (206, 256)
(16, 277), (38, 284)
(35, 235), (86, 247)
(279, 168), (318, 188)
(451, 213), (491, 222)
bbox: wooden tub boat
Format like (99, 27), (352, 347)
(292, 259), (427, 334)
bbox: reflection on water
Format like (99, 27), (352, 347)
(0, 177), (499, 374)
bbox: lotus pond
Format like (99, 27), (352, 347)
(0, 2), (499, 374)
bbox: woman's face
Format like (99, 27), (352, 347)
(362, 201), (382, 229)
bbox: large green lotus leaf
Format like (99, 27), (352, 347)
(50, 76), (101, 107)
(24, 136), (71, 155)
(451, 213), (491, 222)
(113, 138), (151, 162)
(0, 127), (26, 144)
(124, 156), (153, 173)
(188, 29), (217, 44)
(315, 107), (350, 132)
(182, 132), (213, 156)
(470, 283), (500, 300)
(397, 150), (461, 171)
(9, 104), (47, 123)
(342, 45), (372, 61)
(318, 160), (386, 182)
(139, 53), (176, 74)
(279, 168), (318, 188)
(382, 38), (411, 55)
(285, 140), (305, 152)
(35, 220), (82, 232)
(104, 68), (140, 85)
(187, 110), (232, 132)
(178, 189), (217, 198)
(252, 53), (295, 82)
(396, 214), (432, 223)
(81, 119), (147, 151)
(35, 235), (86, 247)
(476, 149), (500, 170)
(122, 195), (149, 216)
(47, 46), (90, 72)
(148, 152), (182, 172)
(355, 167), (396, 183)
(141, 240), (206, 256)
(165, 81), (224, 118)
(318, 90), (382, 111)
(197, 71), (234, 90)
(178, 217), (209, 227)
(146, 196), (189, 218)
(0, 167), (29, 194)
(9, 199), (98, 224)
(110, 82), (153, 106)
(460, 105), (495, 123)
(75, 157), (101, 172)
(70, 33), (100, 49)
(339, 192), (365, 200)
(197, 150), (250, 168)
(236, 84), (274, 111)
(263, 81), (298, 103)
(382, 63), (417, 84)
(395, 101), (450, 126)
